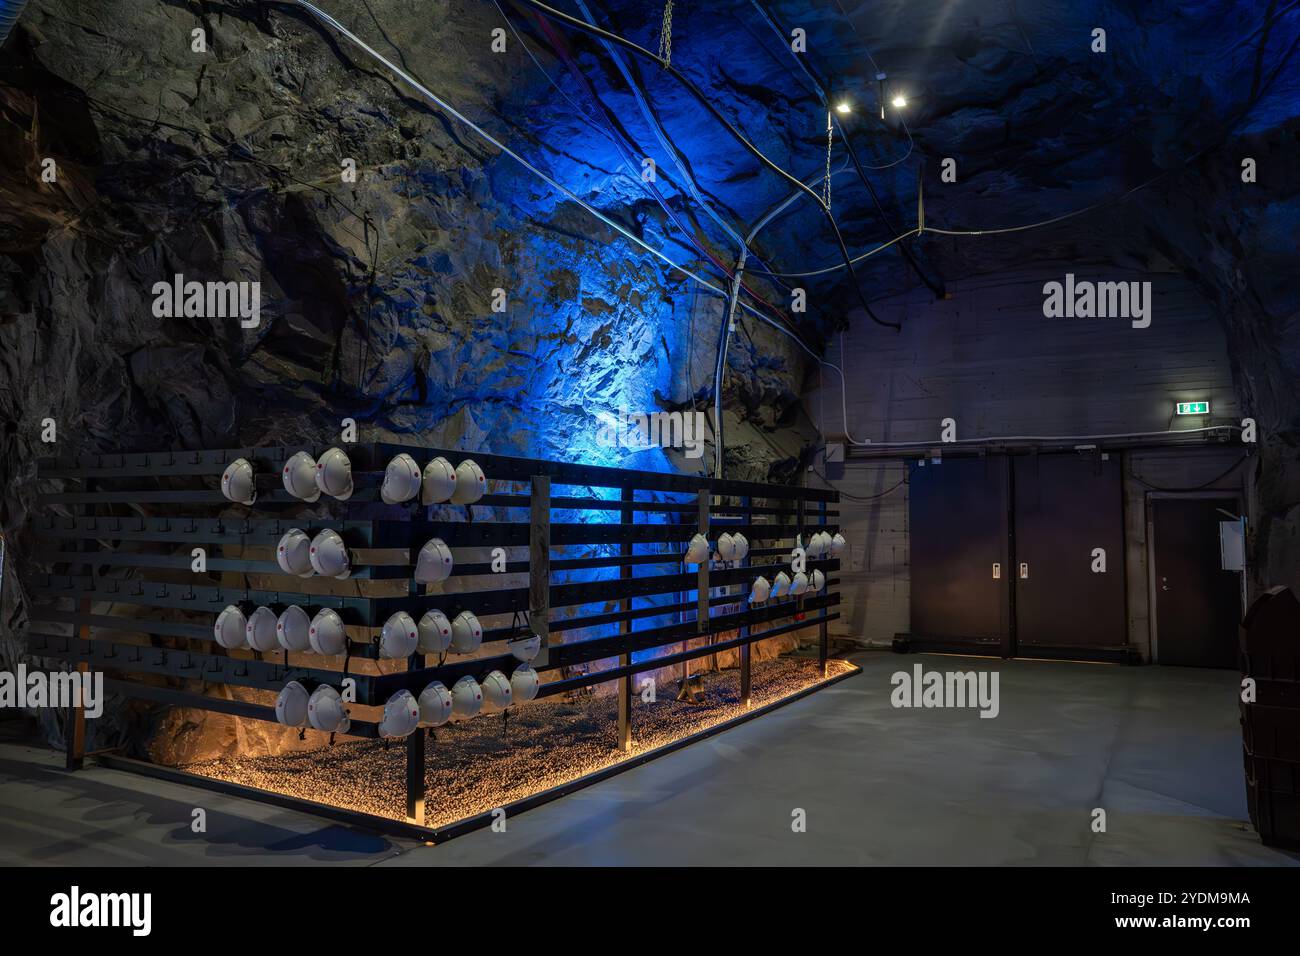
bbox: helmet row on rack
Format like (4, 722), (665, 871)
(213, 605), (490, 657)
(221, 452), (488, 506)
(682, 531), (846, 565)
(274, 528), (456, 584)
(273, 665), (542, 738)
(747, 568), (826, 603)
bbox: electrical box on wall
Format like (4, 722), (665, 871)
(1220, 519), (1246, 571)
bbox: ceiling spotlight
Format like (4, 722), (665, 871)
(281, 451), (320, 502)
(214, 605), (248, 649)
(450, 459), (486, 505)
(276, 605), (312, 652)
(378, 689), (421, 739)
(511, 665), (540, 703)
(220, 458), (256, 506)
(451, 675), (483, 720)
(480, 670), (514, 713)
(307, 684), (349, 733)
(417, 609), (453, 654)
(275, 681), (310, 727)
(415, 537), (453, 583)
(308, 529), (351, 579)
(245, 606), (280, 652)
(379, 611), (419, 659)
(891, 94), (908, 109)
(314, 446), (353, 500)
(422, 456), (458, 504)
(835, 101), (852, 114)
(380, 453), (422, 505)
(308, 608), (348, 656)
(450, 610), (483, 655)
(418, 681), (454, 727)
(276, 528), (315, 578)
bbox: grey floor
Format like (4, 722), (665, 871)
(1, 652), (1296, 866)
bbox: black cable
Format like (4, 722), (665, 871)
(1130, 454), (1250, 493)
(812, 468), (908, 501)
(508, 0), (900, 331)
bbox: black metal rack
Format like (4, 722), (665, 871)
(28, 441), (841, 830)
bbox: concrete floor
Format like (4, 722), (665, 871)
(1, 652), (1296, 866)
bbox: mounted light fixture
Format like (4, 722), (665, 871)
(281, 451), (320, 501)
(417, 609), (453, 654)
(891, 93), (908, 109)
(418, 681), (454, 726)
(220, 458), (256, 505)
(422, 456), (458, 504)
(835, 100), (852, 114)
(380, 453), (422, 504)
(379, 611), (419, 659)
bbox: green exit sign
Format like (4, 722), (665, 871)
(1176, 401), (1210, 415)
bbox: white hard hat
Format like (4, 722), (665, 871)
(414, 537), (453, 584)
(380, 453), (422, 505)
(830, 532), (847, 557)
(717, 532), (737, 562)
(480, 670), (513, 713)
(801, 533), (821, 558)
(418, 681), (454, 726)
(772, 571), (791, 598)
(378, 689), (421, 739)
(511, 665), (540, 703)
(245, 605), (280, 652)
(309, 529), (350, 579)
(450, 675), (482, 720)
(450, 459), (486, 505)
(275, 680), (310, 727)
(214, 605), (247, 649)
(276, 605), (312, 652)
(421, 456), (458, 505)
(749, 575), (771, 603)
(449, 610), (482, 654)
(507, 633), (542, 662)
(790, 571), (809, 596)
(220, 458), (256, 505)
(307, 684), (348, 733)
(379, 611), (419, 659)
(417, 609), (453, 654)
(314, 446), (353, 500)
(733, 532), (750, 561)
(811, 569), (826, 591)
(308, 608), (348, 656)
(281, 451), (320, 502)
(815, 531), (833, 556)
(684, 533), (710, 565)
(275, 528), (315, 578)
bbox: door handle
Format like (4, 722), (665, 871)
(1019, 562), (1029, 580)
(992, 563), (1001, 579)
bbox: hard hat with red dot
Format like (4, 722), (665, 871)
(378, 689), (421, 739)
(314, 447), (353, 500)
(790, 571), (809, 596)
(417, 609), (453, 654)
(276, 605), (312, 651)
(308, 529), (350, 579)
(480, 670), (513, 713)
(245, 606), (280, 652)
(281, 451), (320, 502)
(221, 458), (256, 505)
(275, 680), (310, 727)
(450, 459), (486, 504)
(379, 611), (419, 659)
(421, 456), (458, 505)
(214, 605), (247, 649)
(308, 608), (348, 656)
(276, 528), (315, 578)
(307, 684), (349, 733)
(414, 537), (453, 583)
(772, 571), (792, 598)
(717, 532), (738, 562)
(450, 610), (482, 654)
(451, 675), (482, 720)
(510, 665), (540, 703)
(380, 453), (422, 505)
(507, 633), (541, 662)
(418, 681), (454, 726)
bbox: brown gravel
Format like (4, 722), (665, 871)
(184, 656), (857, 829)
